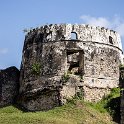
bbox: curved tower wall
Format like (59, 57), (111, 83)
(19, 24), (123, 111)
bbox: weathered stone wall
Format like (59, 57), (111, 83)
(19, 24), (123, 111)
(0, 66), (20, 107)
(82, 42), (121, 101)
(83, 86), (111, 102)
(19, 88), (60, 111)
(24, 24), (122, 49)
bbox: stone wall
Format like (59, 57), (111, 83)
(82, 41), (121, 101)
(19, 24), (123, 111)
(24, 24), (122, 49)
(19, 88), (60, 111)
(83, 85), (111, 102)
(0, 66), (20, 107)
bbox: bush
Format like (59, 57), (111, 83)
(31, 62), (41, 75)
(61, 72), (70, 84)
(119, 64), (124, 68)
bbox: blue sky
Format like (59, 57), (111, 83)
(0, 0), (124, 69)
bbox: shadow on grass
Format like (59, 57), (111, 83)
(13, 103), (29, 112)
(104, 97), (120, 124)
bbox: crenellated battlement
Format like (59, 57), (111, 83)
(25, 24), (122, 50)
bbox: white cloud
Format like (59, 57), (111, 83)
(80, 15), (124, 39)
(80, 15), (110, 28)
(80, 15), (124, 50)
(0, 48), (8, 55)
(116, 23), (124, 37)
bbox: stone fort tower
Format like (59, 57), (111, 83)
(19, 24), (123, 111)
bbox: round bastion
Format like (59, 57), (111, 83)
(19, 24), (123, 111)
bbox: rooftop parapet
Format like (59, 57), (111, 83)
(25, 24), (122, 50)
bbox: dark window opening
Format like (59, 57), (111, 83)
(67, 50), (84, 76)
(71, 32), (77, 40)
(109, 36), (113, 44)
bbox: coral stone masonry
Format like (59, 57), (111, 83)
(18, 24), (123, 111)
(0, 66), (20, 107)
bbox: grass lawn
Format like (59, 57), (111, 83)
(0, 88), (120, 124)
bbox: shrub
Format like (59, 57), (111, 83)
(119, 64), (124, 69)
(31, 62), (41, 75)
(61, 72), (70, 84)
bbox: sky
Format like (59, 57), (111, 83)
(0, 0), (124, 69)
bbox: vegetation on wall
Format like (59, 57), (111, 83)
(31, 62), (41, 75)
(119, 64), (124, 69)
(61, 72), (70, 84)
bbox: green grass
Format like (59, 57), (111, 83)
(0, 103), (114, 124)
(0, 88), (120, 124)
(87, 88), (120, 113)
(86, 87), (120, 123)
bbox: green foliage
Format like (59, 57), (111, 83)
(73, 88), (84, 100)
(105, 88), (120, 100)
(66, 95), (83, 105)
(61, 72), (70, 84)
(87, 87), (120, 121)
(119, 64), (124, 69)
(31, 62), (41, 75)
(103, 88), (120, 120)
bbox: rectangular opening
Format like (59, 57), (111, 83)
(66, 50), (84, 76)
